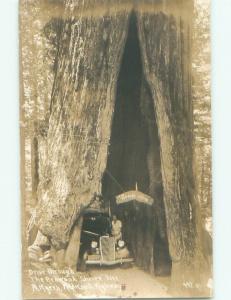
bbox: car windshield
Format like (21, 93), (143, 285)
(82, 212), (111, 236)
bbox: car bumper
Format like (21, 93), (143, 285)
(86, 257), (133, 266)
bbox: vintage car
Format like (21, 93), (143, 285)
(78, 209), (133, 270)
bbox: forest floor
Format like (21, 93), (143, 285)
(23, 262), (171, 298)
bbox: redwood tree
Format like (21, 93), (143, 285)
(35, 0), (131, 247)
(137, 0), (209, 295)
(33, 0), (210, 296)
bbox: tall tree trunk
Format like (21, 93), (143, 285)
(35, 0), (131, 248)
(137, 0), (208, 296)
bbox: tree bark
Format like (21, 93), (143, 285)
(137, 1), (208, 295)
(64, 216), (83, 268)
(35, 0), (130, 247)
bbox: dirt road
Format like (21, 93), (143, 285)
(85, 265), (171, 298)
(24, 262), (171, 299)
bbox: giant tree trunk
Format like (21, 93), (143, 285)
(137, 0), (208, 296)
(35, 0), (131, 247)
(33, 0), (209, 295)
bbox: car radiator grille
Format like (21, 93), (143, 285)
(100, 236), (115, 261)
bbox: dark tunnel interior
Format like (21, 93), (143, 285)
(102, 13), (149, 200)
(102, 13), (172, 276)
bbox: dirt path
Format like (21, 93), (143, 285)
(24, 262), (171, 299)
(86, 265), (171, 298)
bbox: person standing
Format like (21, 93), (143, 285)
(111, 214), (122, 241)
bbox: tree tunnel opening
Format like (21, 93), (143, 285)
(102, 12), (172, 276)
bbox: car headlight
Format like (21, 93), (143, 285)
(91, 241), (98, 249)
(118, 240), (125, 248)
